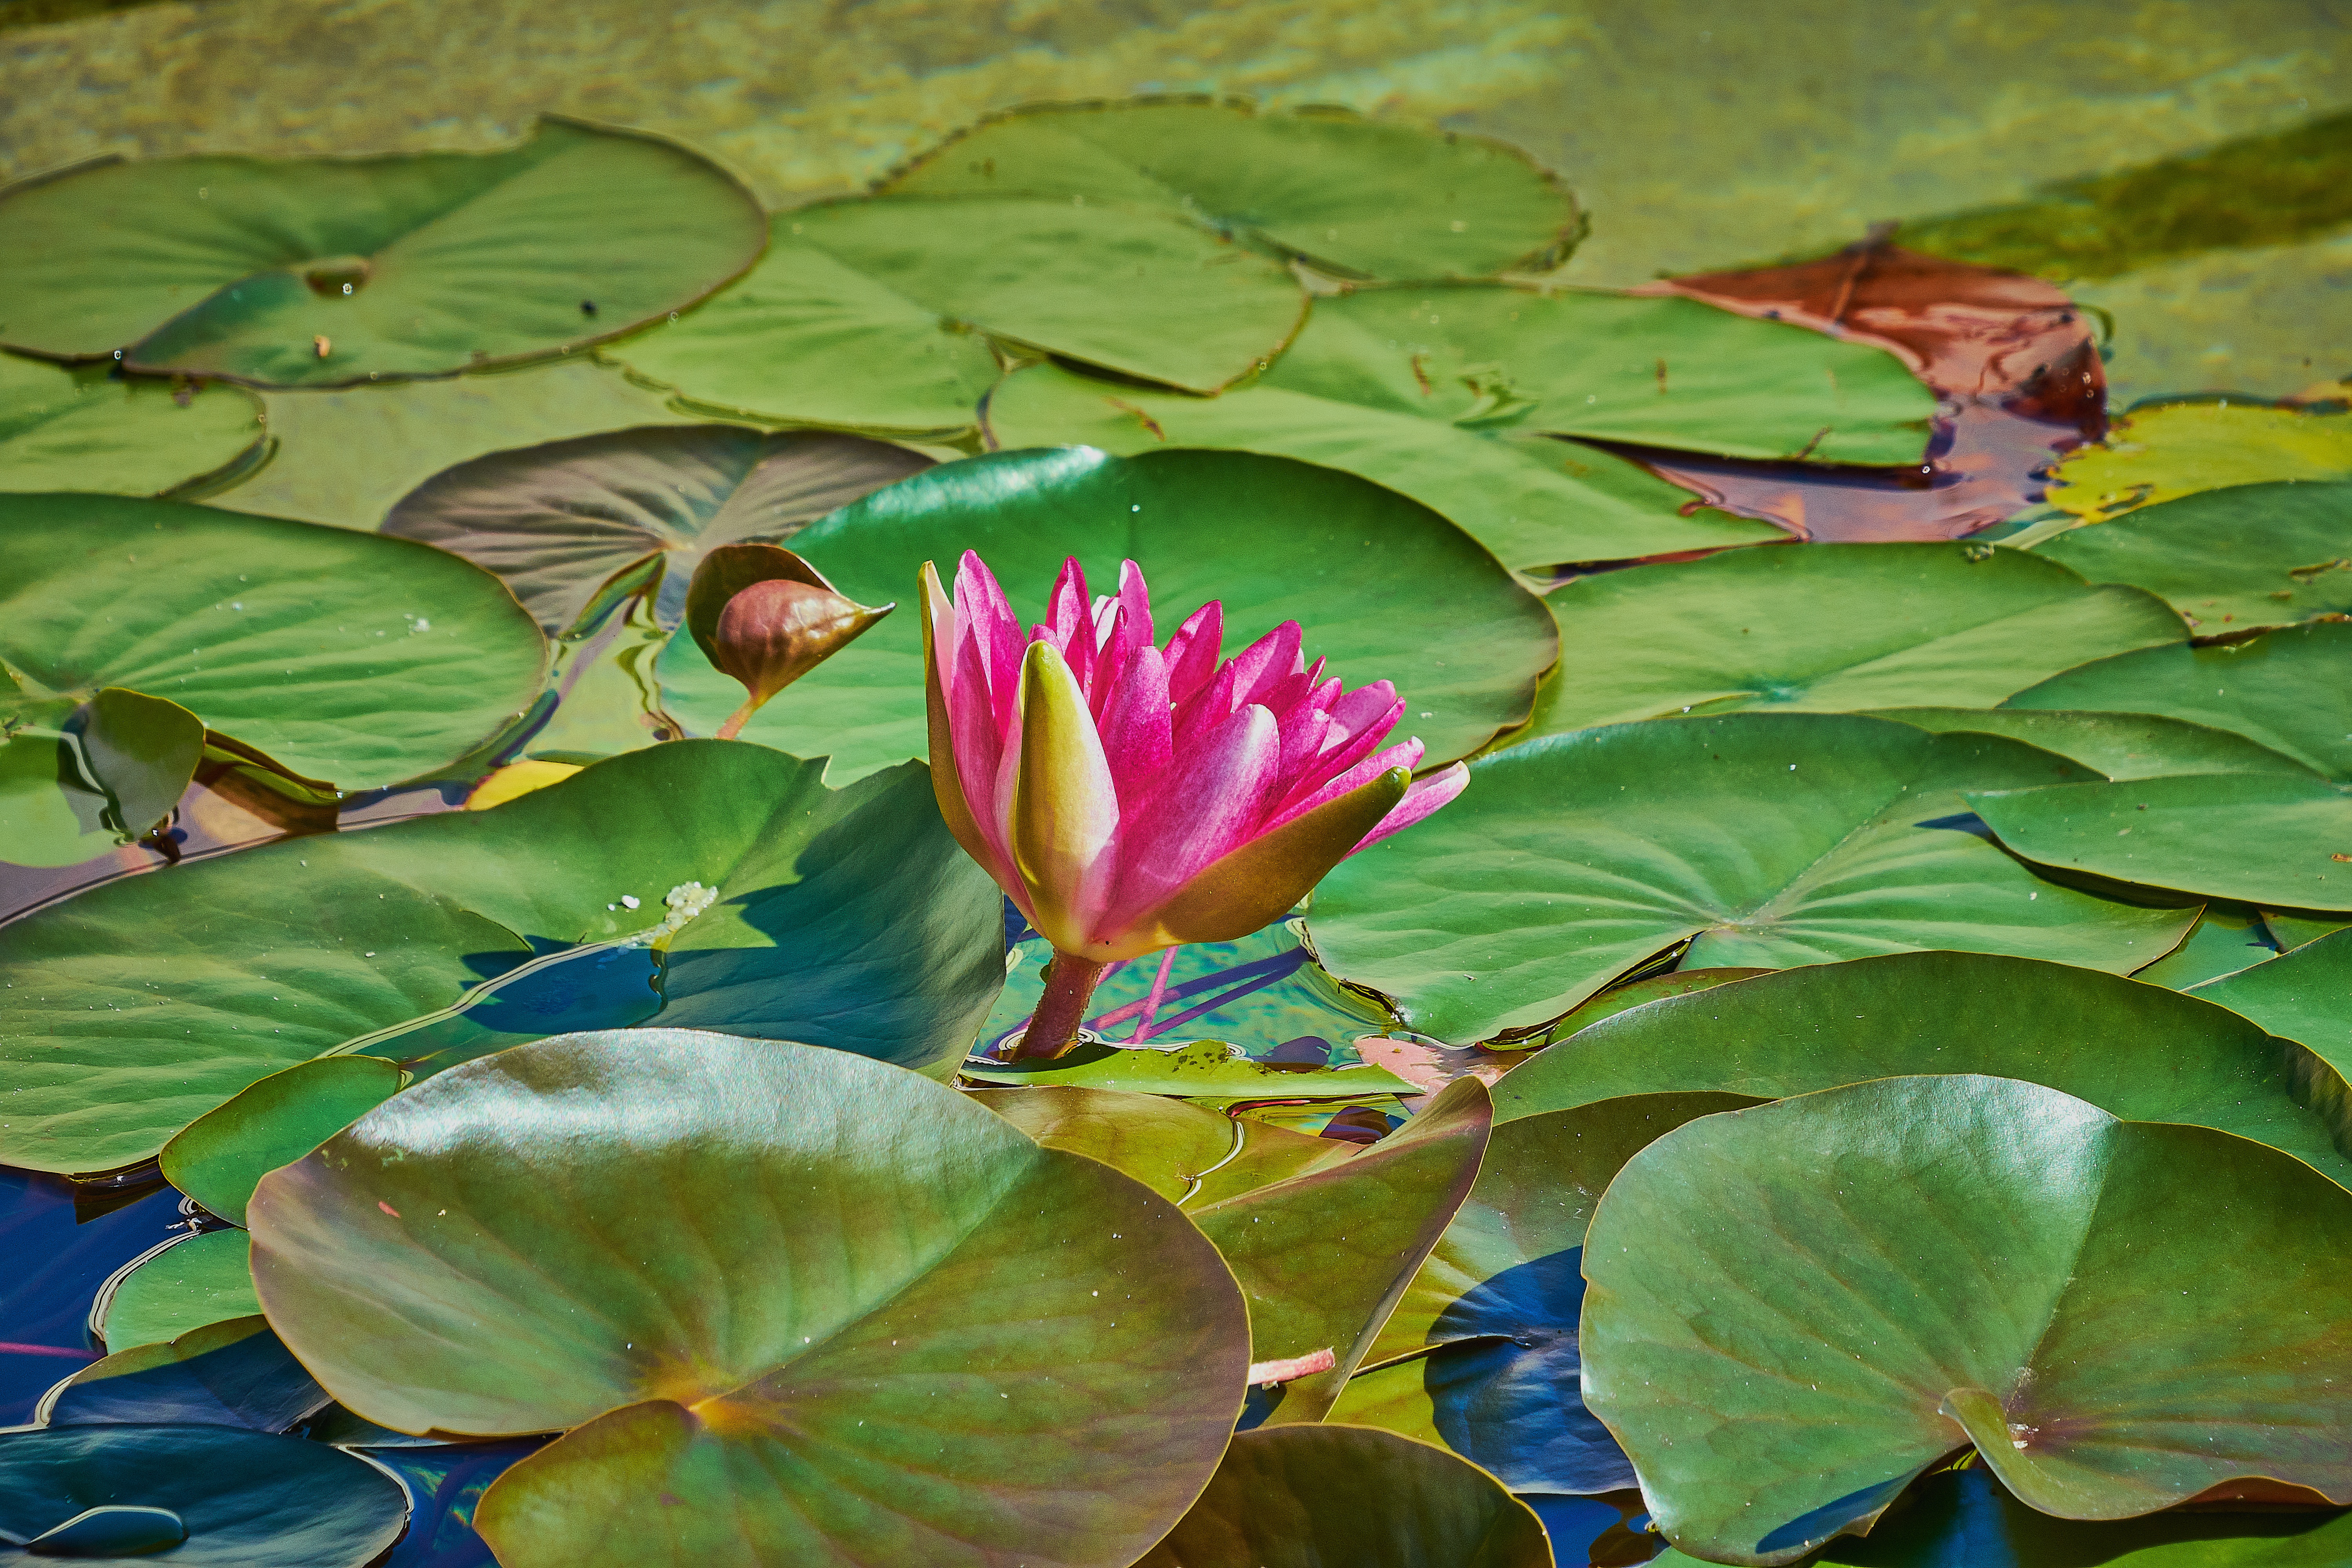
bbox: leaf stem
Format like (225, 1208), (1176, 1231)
(713, 697), (760, 742)
(1017, 951), (1111, 1059)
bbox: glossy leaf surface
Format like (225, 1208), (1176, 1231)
(1131, 1425), (1552, 1568)
(0, 743), (1003, 1174)
(80, 687), (205, 838)
(251, 1029), (1249, 1568)
(966, 1086), (1330, 1205)
(1189, 1078), (1491, 1424)
(2038, 479), (2352, 628)
(885, 98), (1579, 281)
(659, 446), (1556, 777)
(161, 1056), (404, 1227)
(1331, 1092), (1753, 1493)
(0, 119), (765, 386)
(1309, 714), (2194, 1042)
(0, 353), (264, 496)
(962, 1039), (1416, 1101)
(98, 1229), (260, 1351)
(380, 425), (927, 635)
(1492, 951), (2352, 1183)
(1582, 1076), (2352, 1565)
(0, 493), (546, 788)
(1524, 543), (2182, 739)
(45, 1316), (327, 1432)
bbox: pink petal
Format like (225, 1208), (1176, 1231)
(1162, 600), (1223, 704)
(1225, 621), (1303, 708)
(1269, 688), (1405, 816)
(1098, 704), (1283, 938)
(1350, 761), (1469, 853)
(1117, 559), (1155, 650)
(1267, 736), (1426, 833)
(1043, 557), (1095, 690)
(954, 552), (1023, 732)
(1096, 641), (1172, 805)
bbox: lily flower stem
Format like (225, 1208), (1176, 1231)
(1017, 952), (1112, 1059)
(713, 698), (760, 742)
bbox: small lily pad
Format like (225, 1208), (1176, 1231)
(962, 1038), (1417, 1100)
(161, 1057), (405, 1227)
(966, 1086), (1330, 1205)
(0, 354), (265, 498)
(96, 1230), (260, 1352)
(44, 1316), (326, 1433)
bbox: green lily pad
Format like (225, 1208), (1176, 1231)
(161, 1057), (405, 1227)
(206, 358), (708, 530)
(1329, 1092), (1756, 1493)
(1582, 1075), (2352, 1566)
(2190, 927), (2352, 1078)
(2265, 907), (2352, 952)
(0, 118), (766, 387)
(1515, 967), (1769, 1047)
(0, 742), (1003, 1175)
(2045, 399), (2352, 525)
(1131, 1425), (1552, 1568)
(962, 1038), (1418, 1101)
(965, 1086), (1331, 1205)
(883, 98), (1579, 283)
(984, 358), (1783, 573)
(2133, 902), (2282, 988)
(1868, 706), (2319, 781)
(80, 687), (204, 839)
(1652, 1466), (2352, 1567)
(1489, 951), (2352, 1185)
(44, 1316), (326, 1433)
(0, 353), (265, 497)
(2036, 480), (2352, 630)
(659, 446), (1557, 777)
(0, 493), (547, 788)
(0, 1425), (407, 1568)
(96, 1229), (260, 1352)
(1971, 771), (2352, 913)
(2002, 621), (2352, 782)
(380, 425), (929, 636)
(0, 715), (119, 869)
(606, 216), (1003, 435)
(1190, 1077), (1491, 1424)
(1521, 543), (2183, 740)
(250, 1029), (1249, 1567)
(1309, 714), (2195, 1043)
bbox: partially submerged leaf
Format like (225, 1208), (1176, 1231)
(161, 1056), (404, 1227)
(1582, 1076), (2352, 1565)
(961, 1038), (1416, 1101)
(78, 687), (204, 839)
(966, 1086), (1329, 1205)
(2043, 398), (2352, 524)
(44, 1316), (327, 1433)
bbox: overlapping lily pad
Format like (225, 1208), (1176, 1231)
(882, 98), (1580, 281)
(0, 353), (266, 497)
(45, 1316), (326, 1432)
(967, 1087), (1332, 1204)
(0, 493), (547, 788)
(1309, 714), (2194, 1042)
(380, 425), (929, 635)
(161, 1057), (404, 1227)
(2045, 398), (2352, 524)
(0, 1424), (407, 1568)
(96, 1229), (261, 1351)
(964, 1039), (1417, 1101)
(1582, 1076), (2352, 1566)
(657, 446), (1557, 777)
(1328, 1092), (1754, 1492)
(251, 1029), (1249, 1568)
(1491, 951), (2352, 1183)
(0, 742), (1002, 1174)
(1870, 706), (2318, 781)
(0, 118), (766, 386)
(1132, 1425), (1553, 1568)
(2188, 927), (2352, 1075)
(1522, 543), (2182, 738)
(2036, 480), (2352, 628)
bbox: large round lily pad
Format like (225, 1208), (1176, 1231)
(250, 1029), (1249, 1568)
(0, 118), (766, 387)
(0, 742), (1003, 1175)
(1131, 1425), (1552, 1568)
(658, 445), (1557, 777)
(0, 492), (547, 788)
(0, 1424), (407, 1568)
(1492, 951), (2352, 1183)
(380, 425), (929, 635)
(0, 353), (265, 497)
(1329, 1092), (1754, 1494)
(1308, 714), (2195, 1042)
(1582, 1075), (2352, 1566)
(2037, 479), (2352, 629)
(883, 98), (1579, 282)
(1523, 542), (2182, 738)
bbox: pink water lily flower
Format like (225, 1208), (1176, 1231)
(921, 550), (1466, 1057)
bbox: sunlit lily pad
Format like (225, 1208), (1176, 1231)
(251, 1029), (1249, 1568)
(962, 1038), (1417, 1101)
(0, 118), (766, 386)
(1132, 1425), (1552, 1568)
(1583, 1075), (2352, 1566)
(0, 353), (265, 497)
(2132, 902), (2282, 987)
(1329, 1092), (1753, 1492)
(1491, 951), (2352, 1184)
(966, 1087), (1331, 1205)
(95, 1229), (260, 1351)
(659, 446), (1557, 777)
(1309, 714), (2194, 1042)
(1521, 542), (2181, 739)
(0, 493), (547, 788)
(161, 1057), (404, 1227)
(2036, 480), (2352, 629)
(2189, 927), (2352, 1077)
(1869, 706), (2318, 781)
(0, 743), (1002, 1174)
(2045, 398), (2352, 524)
(44, 1315), (326, 1432)
(0, 1424), (407, 1568)
(380, 425), (929, 635)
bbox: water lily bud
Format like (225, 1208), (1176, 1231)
(685, 543), (892, 739)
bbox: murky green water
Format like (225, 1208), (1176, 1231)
(5, 0), (2345, 406)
